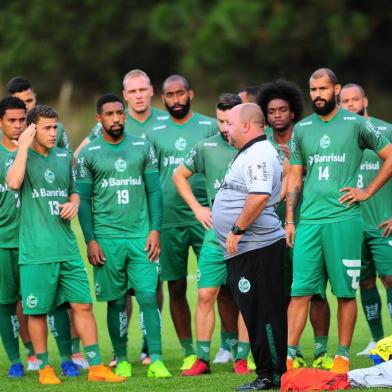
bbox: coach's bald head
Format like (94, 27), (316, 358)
(227, 103), (265, 149)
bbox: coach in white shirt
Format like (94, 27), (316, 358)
(212, 103), (286, 391)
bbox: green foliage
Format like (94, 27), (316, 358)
(0, 0), (391, 103)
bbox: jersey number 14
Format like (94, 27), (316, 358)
(318, 166), (329, 181)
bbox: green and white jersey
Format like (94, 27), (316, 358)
(76, 134), (158, 238)
(184, 132), (236, 206)
(0, 147), (19, 248)
(56, 122), (72, 153)
(88, 107), (168, 141)
(358, 117), (392, 230)
(290, 108), (389, 224)
(147, 113), (218, 228)
(19, 147), (80, 264)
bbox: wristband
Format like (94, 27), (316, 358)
(284, 221), (295, 226)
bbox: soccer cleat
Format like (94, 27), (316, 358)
(148, 360), (172, 378)
(27, 355), (40, 371)
(357, 341), (376, 356)
(61, 360), (80, 377)
(140, 352), (151, 365)
(331, 355), (349, 374)
(108, 356), (117, 368)
(8, 363), (24, 378)
(180, 354), (197, 370)
(38, 365), (61, 384)
(88, 364), (125, 382)
(247, 354), (256, 370)
(213, 348), (233, 364)
(312, 352), (334, 370)
(236, 377), (274, 391)
(286, 355), (307, 370)
(182, 358), (210, 376)
(114, 360), (132, 378)
(71, 352), (89, 369)
(233, 358), (251, 375)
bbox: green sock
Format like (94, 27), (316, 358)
(107, 297), (128, 362)
(288, 345), (299, 358)
(150, 353), (162, 363)
(36, 352), (49, 369)
(314, 336), (328, 358)
(221, 331), (238, 353)
(361, 287), (384, 341)
(180, 338), (195, 356)
(236, 341), (250, 360)
(48, 304), (72, 362)
(196, 340), (211, 361)
(386, 288), (392, 321)
(84, 344), (102, 366)
(136, 292), (162, 357)
(24, 341), (35, 357)
(0, 303), (22, 364)
(71, 337), (81, 354)
(336, 345), (350, 358)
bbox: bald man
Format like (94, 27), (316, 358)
(212, 104), (286, 391)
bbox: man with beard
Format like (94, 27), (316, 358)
(173, 93), (255, 375)
(76, 94), (171, 379)
(146, 75), (217, 370)
(285, 68), (392, 374)
(257, 80), (333, 370)
(340, 83), (392, 355)
(74, 69), (168, 158)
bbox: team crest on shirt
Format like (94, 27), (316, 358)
(238, 277), (251, 293)
(114, 158), (127, 172)
(44, 169), (55, 184)
(175, 137), (187, 151)
(319, 134), (330, 149)
(26, 295), (38, 308)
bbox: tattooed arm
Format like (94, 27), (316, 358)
(285, 164), (304, 248)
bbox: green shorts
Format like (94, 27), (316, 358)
(20, 258), (92, 315)
(94, 237), (159, 301)
(292, 217), (362, 299)
(0, 248), (19, 304)
(160, 224), (204, 281)
(361, 229), (392, 281)
(197, 229), (227, 289)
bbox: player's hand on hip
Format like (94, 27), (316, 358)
(378, 218), (392, 237)
(339, 187), (370, 206)
(87, 240), (106, 266)
(59, 202), (78, 220)
(16, 123), (36, 150)
(285, 223), (295, 248)
(194, 206), (213, 230)
(145, 230), (160, 262)
(226, 231), (241, 256)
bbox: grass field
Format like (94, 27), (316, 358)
(0, 222), (390, 391)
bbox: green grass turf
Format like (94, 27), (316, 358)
(0, 221), (390, 391)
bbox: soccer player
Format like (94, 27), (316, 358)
(146, 75), (217, 370)
(340, 83), (392, 355)
(174, 93), (256, 375)
(285, 68), (392, 374)
(76, 94), (171, 379)
(257, 80), (333, 370)
(74, 69), (168, 157)
(0, 96), (27, 377)
(6, 105), (124, 384)
(6, 76), (72, 152)
(238, 86), (260, 103)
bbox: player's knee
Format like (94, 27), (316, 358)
(168, 279), (187, 299)
(108, 296), (126, 309)
(217, 284), (233, 301)
(381, 275), (392, 288)
(136, 292), (157, 310)
(71, 303), (93, 313)
(360, 276), (376, 290)
(198, 289), (217, 308)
